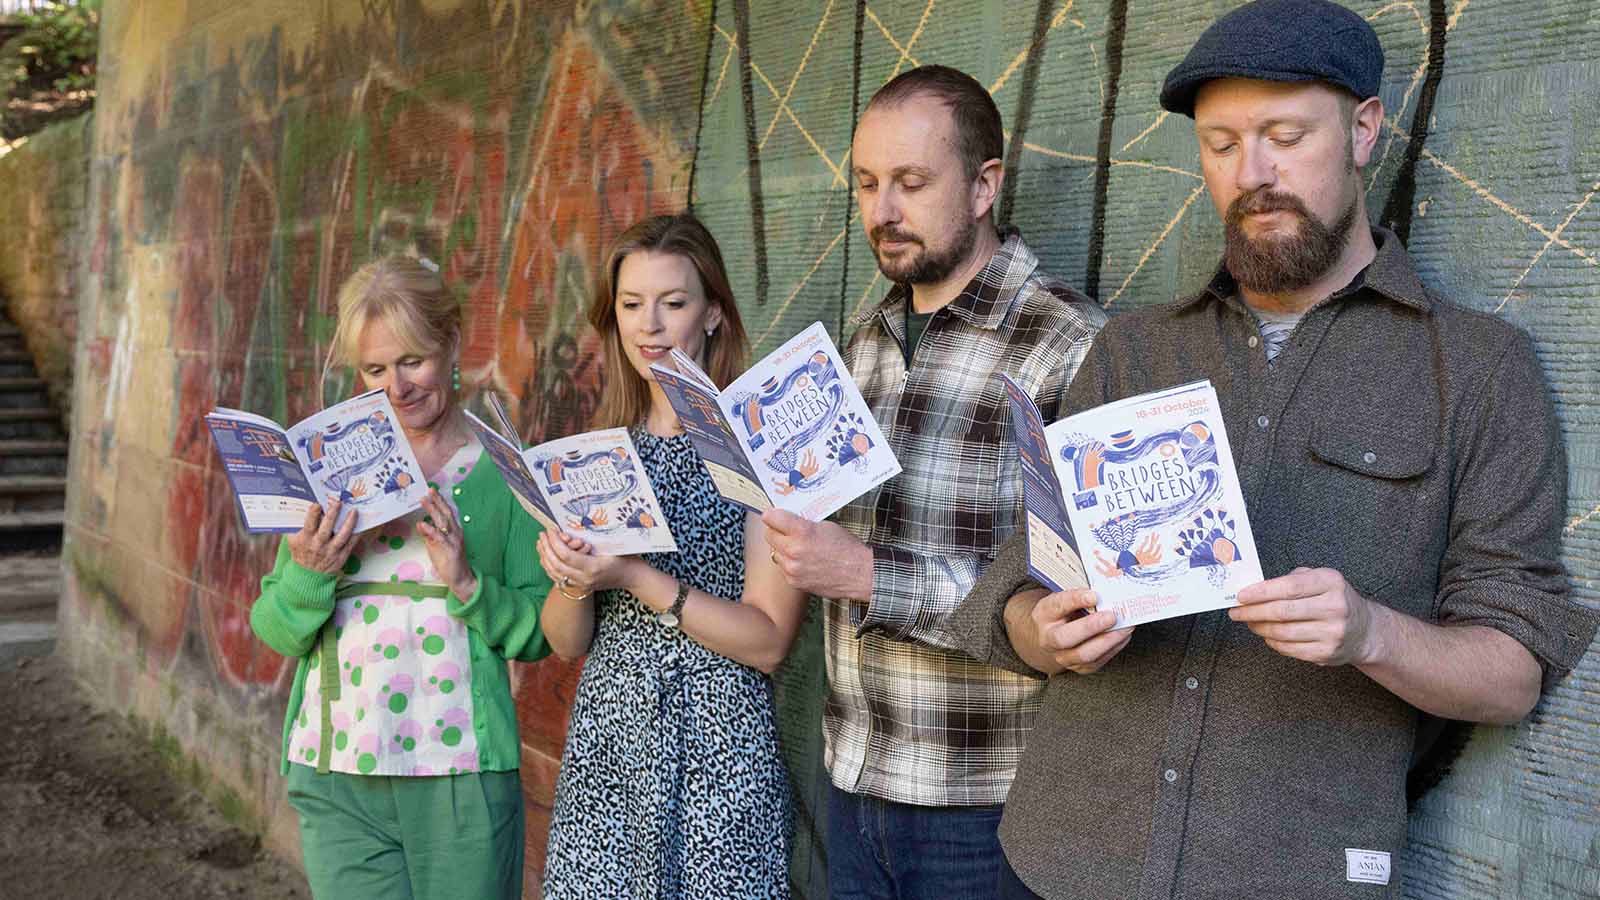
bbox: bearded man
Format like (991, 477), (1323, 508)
(949, 2), (1599, 898)
(761, 64), (1106, 899)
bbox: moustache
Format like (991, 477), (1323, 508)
(1227, 189), (1312, 223)
(870, 226), (921, 247)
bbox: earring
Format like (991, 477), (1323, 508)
(451, 362), (461, 392)
(705, 326), (716, 337)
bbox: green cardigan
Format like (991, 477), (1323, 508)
(249, 449), (553, 775)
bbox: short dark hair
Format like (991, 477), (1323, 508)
(864, 65), (1003, 181)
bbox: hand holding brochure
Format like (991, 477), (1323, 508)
(1001, 376), (1263, 628)
(206, 388), (429, 533)
(649, 322), (901, 521)
(463, 408), (678, 556)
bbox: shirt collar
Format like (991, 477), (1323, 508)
(1184, 225), (1434, 314)
(849, 227), (1037, 330)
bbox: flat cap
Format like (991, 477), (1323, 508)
(1160, 0), (1384, 117)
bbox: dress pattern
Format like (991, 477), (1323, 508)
(543, 429), (792, 900)
(288, 440), (482, 776)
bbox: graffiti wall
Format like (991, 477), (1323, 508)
(57, 0), (1599, 897)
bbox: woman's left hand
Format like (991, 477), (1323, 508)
(417, 488), (477, 602)
(536, 531), (640, 597)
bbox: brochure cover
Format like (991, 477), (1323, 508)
(1007, 378), (1262, 628)
(650, 321), (901, 521)
(206, 389), (428, 534)
(525, 428), (678, 555)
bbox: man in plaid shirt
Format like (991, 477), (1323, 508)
(764, 66), (1106, 898)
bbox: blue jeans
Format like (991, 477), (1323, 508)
(827, 782), (1004, 900)
(997, 850), (1045, 899)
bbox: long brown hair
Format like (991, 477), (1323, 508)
(588, 213), (750, 430)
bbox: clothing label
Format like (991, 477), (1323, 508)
(1345, 848), (1391, 885)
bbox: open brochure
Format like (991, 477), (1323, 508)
(463, 405), (677, 556)
(649, 321), (901, 521)
(206, 388), (429, 534)
(1000, 375), (1263, 628)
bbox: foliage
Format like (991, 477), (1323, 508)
(0, 0), (99, 141)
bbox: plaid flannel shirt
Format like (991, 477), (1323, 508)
(826, 230), (1106, 805)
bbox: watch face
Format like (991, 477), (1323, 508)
(656, 611), (680, 628)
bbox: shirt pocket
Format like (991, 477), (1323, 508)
(1295, 420), (1435, 598)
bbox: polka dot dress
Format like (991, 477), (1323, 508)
(287, 439), (483, 776)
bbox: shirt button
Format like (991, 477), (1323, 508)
(1248, 335), (1260, 348)
(1256, 415), (1270, 429)
(1164, 769), (1178, 783)
(1185, 677), (1199, 690)
(1362, 451), (1377, 464)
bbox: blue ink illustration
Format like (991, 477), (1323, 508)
(731, 350), (847, 497)
(298, 409), (412, 505)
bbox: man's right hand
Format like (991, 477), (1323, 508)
(1028, 587), (1134, 674)
(286, 499), (358, 574)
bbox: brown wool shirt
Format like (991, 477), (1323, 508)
(950, 227), (1600, 900)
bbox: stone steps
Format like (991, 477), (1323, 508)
(0, 407), (61, 440)
(0, 438), (69, 477)
(0, 349), (34, 378)
(0, 375), (50, 409)
(0, 312), (65, 551)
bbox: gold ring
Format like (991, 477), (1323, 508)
(560, 576), (572, 588)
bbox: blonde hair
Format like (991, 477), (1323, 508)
(589, 214), (750, 430)
(321, 256), (461, 399)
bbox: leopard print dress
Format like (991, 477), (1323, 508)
(542, 428), (792, 899)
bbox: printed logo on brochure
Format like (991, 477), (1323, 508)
(534, 446), (646, 536)
(1061, 419), (1243, 587)
(298, 409), (415, 505)
(732, 350), (880, 497)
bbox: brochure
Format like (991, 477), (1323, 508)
(464, 410), (678, 556)
(206, 388), (429, 534)
(650, 321), (901, 521)
(1000, 376), (1263, 628)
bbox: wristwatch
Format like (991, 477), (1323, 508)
(656, 580), (689, 629)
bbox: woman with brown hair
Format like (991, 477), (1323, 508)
(538, 213), (804, 899)
(249, 255), (553, 900)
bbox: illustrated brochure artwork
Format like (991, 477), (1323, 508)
(650, 321), (901, 521)
(1002, 376), (1263, 628)
(206, 389), (429, 533)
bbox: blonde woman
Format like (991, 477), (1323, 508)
(249, 256), (552, 900)
(538, 214), (805, 899)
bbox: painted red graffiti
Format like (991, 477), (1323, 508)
(500, 33), (688, 772)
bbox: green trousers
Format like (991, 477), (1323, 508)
(286, 764), (525, 900)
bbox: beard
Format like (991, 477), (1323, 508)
(870, 216), (978, 285)
(1223, 187), (1359, 294)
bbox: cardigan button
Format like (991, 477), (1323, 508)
(462, 515), (472, 523)
(453, 486), (462, 496)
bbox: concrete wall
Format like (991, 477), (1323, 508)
(0, 113), (90, 421)
(57, 1), (1600, 897)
